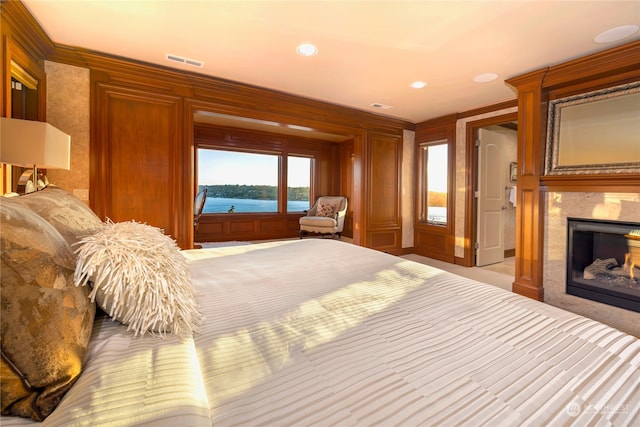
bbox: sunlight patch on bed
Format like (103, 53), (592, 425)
(48, 329), (211, 425)
(205, 259), (438, 404)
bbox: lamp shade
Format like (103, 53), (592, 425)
(0, 117), (70, 170)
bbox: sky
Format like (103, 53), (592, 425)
(426, 143), (448, 193)
(198, 149), (311, 187)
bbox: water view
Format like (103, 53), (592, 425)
(427, 206), (447, 223)
(205, 197), (309, 213)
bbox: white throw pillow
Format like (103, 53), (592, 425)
(74, 220), (201, 338)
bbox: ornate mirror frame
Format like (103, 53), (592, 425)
(545, 81), (640, 176)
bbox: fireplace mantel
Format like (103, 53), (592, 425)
(505, 40), (640, 303)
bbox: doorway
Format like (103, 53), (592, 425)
(467, 113), (518, 269)
(476, 125), (517, 266)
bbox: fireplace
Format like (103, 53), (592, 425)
(566, 218), (640, 313)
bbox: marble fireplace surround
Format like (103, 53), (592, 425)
(544, 191), (640, 337)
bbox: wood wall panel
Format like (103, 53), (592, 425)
(340, 141), (355, 238)
(287, 218), (301, 232)
(92, 83), (184, 244)
(1, 1), (51, 115)
(197, 215), (307, 242)
(260, 219), (286, 233)
(227, 221), (252, 233)
(365, 132), (402, 253)
(369, 231), (398, 250)
(367, 133), (401, 227)
(414, 229), (454, 262)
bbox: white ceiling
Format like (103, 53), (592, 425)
(23, 0), (640, 124)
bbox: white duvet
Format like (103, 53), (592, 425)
(188, 240), (640, 426)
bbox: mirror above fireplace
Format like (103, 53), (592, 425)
(545, 81), (640, 176)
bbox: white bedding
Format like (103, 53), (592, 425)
(187, 240), (640, 426)
(1, 315), (211, 427)
(3, 239), (639, 426)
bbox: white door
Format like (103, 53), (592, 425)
(477, 128), (506, 266)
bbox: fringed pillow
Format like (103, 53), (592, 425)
(74, 220), (201, 338)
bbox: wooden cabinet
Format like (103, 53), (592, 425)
(91, 83), (187, 247)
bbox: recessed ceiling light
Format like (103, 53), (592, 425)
(411, 81), (427, 89)
(594, 25), (639, 44)
(473, 73), (498, 83)
(296, 43), (318, 56)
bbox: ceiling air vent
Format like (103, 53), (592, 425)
(370, 103), (393, 109)
(165, 53), (204, 68)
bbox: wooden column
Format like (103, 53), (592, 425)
(506, 70), (547, 301)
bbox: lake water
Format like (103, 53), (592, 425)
(427, 207), (447, 223)
(204, 197), (310, 213)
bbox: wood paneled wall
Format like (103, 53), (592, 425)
(3, 0), (412, 251)
(0, 0), (50, 120)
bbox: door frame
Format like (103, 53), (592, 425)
(463, 112), (518, 267)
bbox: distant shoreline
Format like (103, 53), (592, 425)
(204, 197), (309, 213)
(199, 184), (309, 202)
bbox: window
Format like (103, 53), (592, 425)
(197, 149), (279, 213)
(197, 149), (314, 213)
(287, 155), (312, 212)
(419, 141), (448, 225)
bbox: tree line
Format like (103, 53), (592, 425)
(200, 184), (309, 201)
(428, 191), (447, 207)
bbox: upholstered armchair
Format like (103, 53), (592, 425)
(299, 196), (347, 239)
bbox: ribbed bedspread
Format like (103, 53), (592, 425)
(187, 239), (640, 426)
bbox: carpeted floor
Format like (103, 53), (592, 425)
(400, 254), (514, 292)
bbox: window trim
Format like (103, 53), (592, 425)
(417, 139), (450, 228)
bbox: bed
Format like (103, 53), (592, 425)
(2, 188), (639, 426)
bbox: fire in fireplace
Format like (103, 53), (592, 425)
(566, 218), (640, 313)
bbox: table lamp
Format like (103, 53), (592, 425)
(0, 117), (70, 193)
